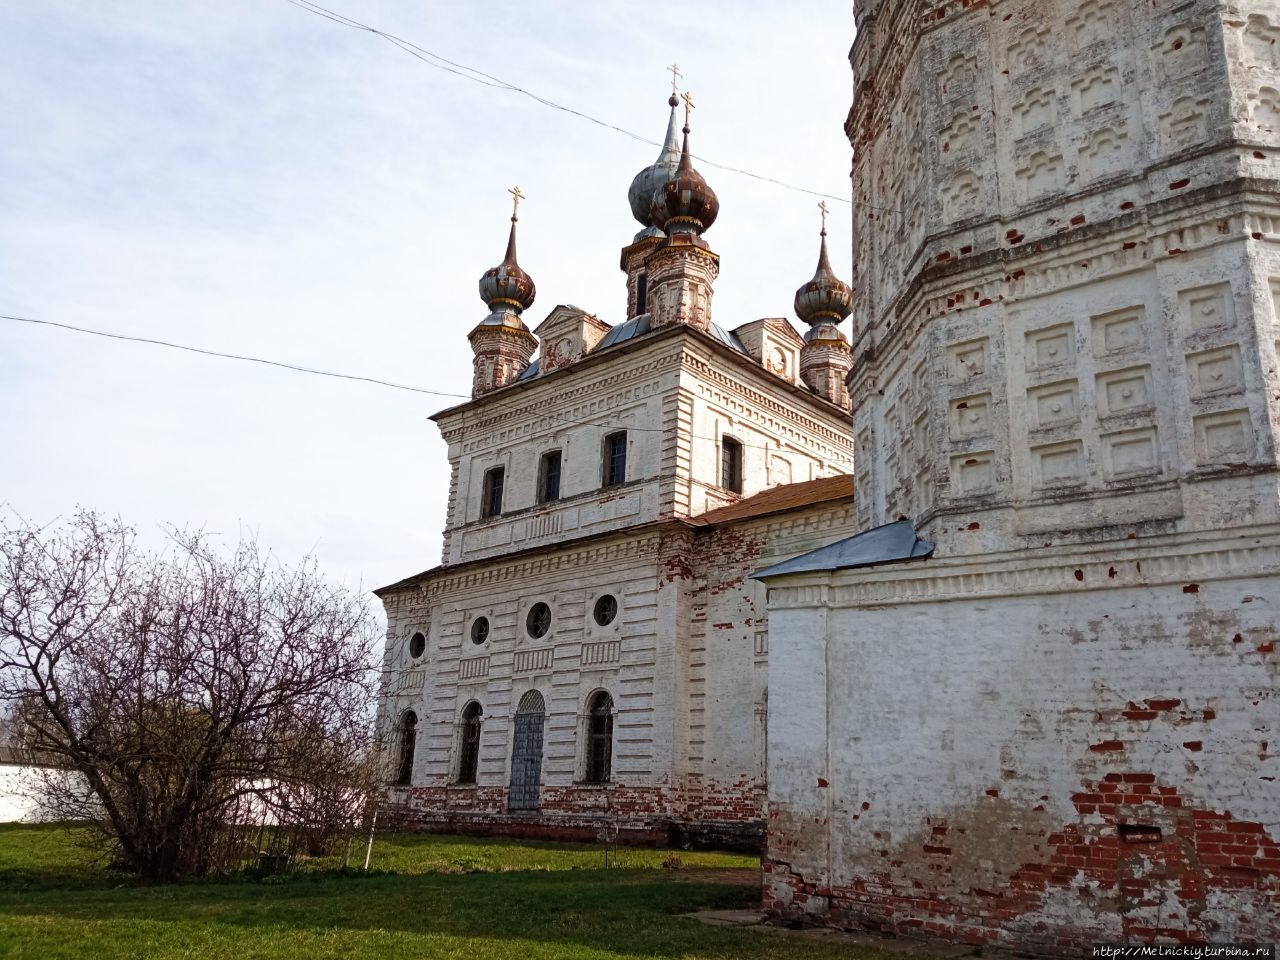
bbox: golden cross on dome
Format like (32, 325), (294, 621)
(681, 90), (695, 124)
(667, 63), (682, 97)
(819, 200), (829, 233)
(508, 185), (525, 219)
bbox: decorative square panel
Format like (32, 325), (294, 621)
(1028, 380), (1079, 429)
(1180, 283), (1234, 335)
(912, 412), (930, 460)
(1026, 323), (1076, 371)
(1096, 366), (1153, 417)
(1079, 126), (1131, 182)
(1102, 428), (1160, 480)
(1017, 150), (1065, 200)
(948, 337), (989, 383)
(1008, 24), (1050, 75)
(1194, 410), (1254, 465)
(1092, 307), (1146, 356)
(1245, 14), (1280, 71)
(939, 53), (976, 101)
(1160, 96), (1211, 151)
(1187, 346), (1244, 399)
(951, 451), (995, 495)
(1015, 88), (1056, 138)
(950, 394), (992, 440)
(1032, 441), (1086, 487)
(1153, 24), (1208, 81)
(1072, 65), (1120, 116)
(1067, 0), (1115, 51)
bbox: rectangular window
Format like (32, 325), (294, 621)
(636, 272), (647, 316)
(721, 437), (743, 493)
(481, 466), (504, 519)
(602, 432), (627, 487)
(538, 450), (562, 503)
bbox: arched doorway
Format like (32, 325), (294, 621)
(395, 711), (417, 785)
(508, 690), (545, 811)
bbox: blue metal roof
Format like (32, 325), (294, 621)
(751, 520), (935, 579)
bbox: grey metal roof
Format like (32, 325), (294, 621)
(597, 312), (652, 349)
(708, 322), (747, 353)
(596, 313), (746, 355)
(751, 519), (934, 580)
(514, 357), (541, 382)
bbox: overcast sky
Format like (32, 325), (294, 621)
(0, 0), (856, 604)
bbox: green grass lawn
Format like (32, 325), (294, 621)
(0, 823), (911, 959)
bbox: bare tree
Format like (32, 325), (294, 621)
(0, 511), (383, 881)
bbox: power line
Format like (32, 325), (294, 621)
(0, 315), (469, 400)
(280, 0), (861, 208)
(3, 313), (851, 455)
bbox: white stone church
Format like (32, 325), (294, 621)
(376, 93), (859, 849)
(379, 0), (1280, 948)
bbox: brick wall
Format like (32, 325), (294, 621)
(764, 540), (1280, 949)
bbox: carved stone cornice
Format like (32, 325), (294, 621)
(850, 185), (1280, 398)
(764, 526), (1280, 608)
(680, 349), (852, 452)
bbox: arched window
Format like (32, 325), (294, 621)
(585, 691), (614, 784)
(457, 701), (483, 784)
(755, 689), (768, 783)
(395, 711), (417, 786)
(509, 690), (546, 812)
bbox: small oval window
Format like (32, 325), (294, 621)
(526, 602), (551, 639)
(470, 617), (490, 645)
(593, 595), (618, 626)
(408, 632), (426, 658)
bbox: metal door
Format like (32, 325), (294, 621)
(508, 691), (545, 811)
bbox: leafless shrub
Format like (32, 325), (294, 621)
(0, 510), (383, 881)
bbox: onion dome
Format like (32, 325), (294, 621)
(627, 95), (683, 234)
(478, 213), (536, 314)
(794, 225), (853, 336)
(650, 110), (719, 236)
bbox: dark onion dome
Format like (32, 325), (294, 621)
(649, 121), (718, 236)
(627, 96), (683, 232)
(478, 216), (536, 313)
(794, 228), (853, 328)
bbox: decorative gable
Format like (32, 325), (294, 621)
(732, 318), (805, 384)
(532, 305), (612, 375)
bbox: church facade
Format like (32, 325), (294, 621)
(761, 0), (1280, 949)
(375, 96), (858, 848)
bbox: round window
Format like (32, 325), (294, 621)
(408, 632), (426, 658)
(593, 594), (618, 626)
(470, 617), (490, 645)
(526, 602), (551, 639)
